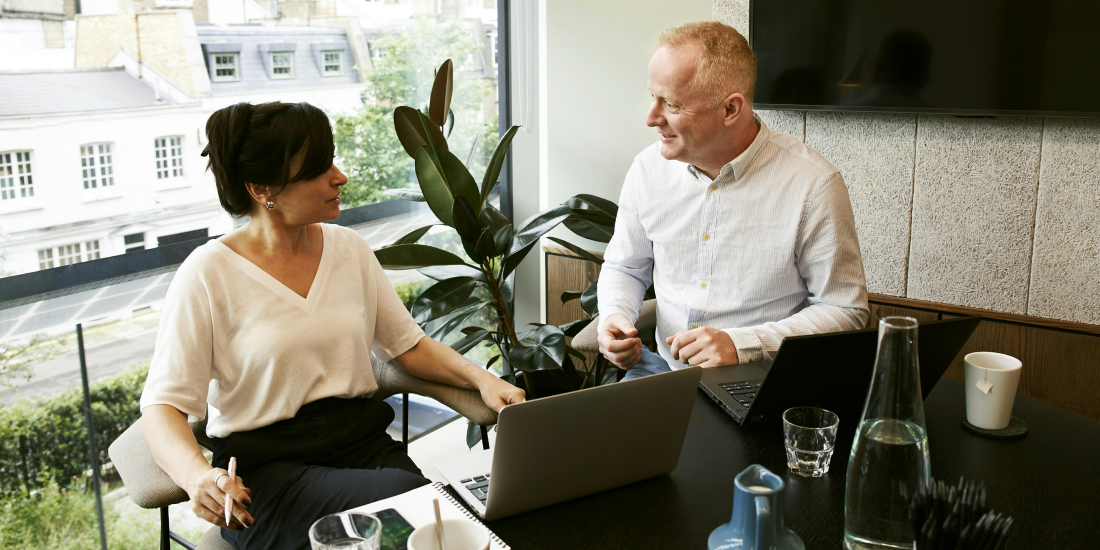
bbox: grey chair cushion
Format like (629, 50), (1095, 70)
(197, 526), (235, 550)
(107, 419), (189, 509)
(572, 299), (658, 353)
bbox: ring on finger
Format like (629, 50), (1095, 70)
(214, 472), (229, 490)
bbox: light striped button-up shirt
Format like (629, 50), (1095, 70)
(597, 116), (869, 368)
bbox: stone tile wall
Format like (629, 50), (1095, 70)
(715, 0), (1100, 325)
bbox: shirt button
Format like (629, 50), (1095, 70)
(691, 324), (698, 329)
(318, 430), (329, 439)
(700, 282), (707, 289)
(322, 451), (334, 461)
(710, 184), (717, 191)
(703, 234), (710, 241)
(310, 414), (321, 421)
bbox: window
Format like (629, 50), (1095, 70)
(38, 240), (100, 270)
(124, 232), (145, 253)
(80, 143), (114, 189)
(213, 52), (239, 82)
(155, 136), (184, 179)
(270, 51), (294, 79)
(322, 50), (343, 76)
(0, 150), (34, 201)
(487, 30), (498, 69)
(37, 249), (53, 270)
(368, 42), (386, 60)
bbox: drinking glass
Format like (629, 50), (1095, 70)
(309, 512), (382, 550)
(782, 406), (839, 477)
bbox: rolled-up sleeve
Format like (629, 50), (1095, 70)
(597, 159), (654, 332)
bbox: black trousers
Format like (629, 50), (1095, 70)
(212, 396), (429, 550)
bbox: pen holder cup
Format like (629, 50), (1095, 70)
(708, 464), (804, 550)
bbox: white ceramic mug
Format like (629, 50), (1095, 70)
(963, 352), (1022, 430)
(408, 519), (489, 550)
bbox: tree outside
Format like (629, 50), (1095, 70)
(333, 19), (499, 208)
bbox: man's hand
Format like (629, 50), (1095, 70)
(598, 313), (643, 370)
(478, 376), (526, 412)
(667, 327), (739, 368)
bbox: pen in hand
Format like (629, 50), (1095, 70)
(224, 456), (237, 527)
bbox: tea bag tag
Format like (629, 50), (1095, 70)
(976, 379), (993, 394)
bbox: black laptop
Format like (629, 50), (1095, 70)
(698, 316), (981, 426)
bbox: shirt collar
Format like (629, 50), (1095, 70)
(686, 112), (772, 182)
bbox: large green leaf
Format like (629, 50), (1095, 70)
(481, 125), (520, 203)
(474, 228), (495, 262)
(507, 324), (566, 373)
(452, 197), (483, 243)
(416, 148), (481, 228)
(449, 328), (489, 356)
(546, 237), (603, 265)
(500, 204), (572, 280)
(383, 188), (426, 201)
(410, 277), (479, 323)
(491, 224), (513, 258)
(560, 290), (582, 304)
(567, 194), (619, 218)
(391, 225), (434, 246)
(374, 244), (468, 270)
(563, 208), (615, 243)
(580, 280), (599, 316)
(500, 274), (514, 305)
(480, 204), (510, 232)
(419, 265), (485, 281)
(429, 300), (491, 340)
(428, 60), (453, 128)
(559, 318), (592, 337)
(394, 106), (448, 158)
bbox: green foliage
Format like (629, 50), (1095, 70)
(393, 280), (430, 310)
(0, 365), (148, 498)
(374, 59), (620, 424)
(0, 475), (202, 549)
(332, 19), (497, 208)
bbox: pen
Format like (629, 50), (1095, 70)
(225, 456), (236, 527)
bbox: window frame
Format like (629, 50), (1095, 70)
(0, 150), (35, 201)
(321, 50), (344, 77)
(212, 52), (240, 82)
(155, 136), (185, 180)
(269, 51), (295, 79)
(80, 142), (114, 190)
(1, 1), (513, 313)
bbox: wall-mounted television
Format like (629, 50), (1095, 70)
(750, 0), (1100, 118)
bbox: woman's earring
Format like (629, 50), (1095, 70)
(266, 199), (275, 210)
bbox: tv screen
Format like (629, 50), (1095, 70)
(750, 0), (1100, 117)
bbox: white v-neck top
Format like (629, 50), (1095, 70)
(139, 223), (425, 438)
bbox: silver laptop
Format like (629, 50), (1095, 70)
(435, 366), (702, 521)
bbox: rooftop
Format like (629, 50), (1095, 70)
(0, 67), (174, 117)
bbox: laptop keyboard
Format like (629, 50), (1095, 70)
(718, 380), (763, 408)
(460, 473), (491, 504)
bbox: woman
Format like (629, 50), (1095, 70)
(139, 101), (524, 550)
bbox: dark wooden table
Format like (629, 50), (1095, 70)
(480, 379), (1100, 549)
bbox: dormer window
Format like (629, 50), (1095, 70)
(213, 52), (240, 82)
(322, 50), (343, 76)
(270, 51), (295, 79)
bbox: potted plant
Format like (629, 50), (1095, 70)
(373, 60), (620, 416)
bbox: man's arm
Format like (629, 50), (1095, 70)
(670, 172), (869, 366)
(725, 172), (869, 363)
(597, 161), (654, 369)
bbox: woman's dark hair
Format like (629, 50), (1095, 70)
(202, 101), (334, 217)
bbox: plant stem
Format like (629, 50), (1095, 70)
(480, 258), (533, 397)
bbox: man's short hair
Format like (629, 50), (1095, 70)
(658, 21), (756, 106)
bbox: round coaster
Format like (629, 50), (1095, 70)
(961, 416), (1028, 439)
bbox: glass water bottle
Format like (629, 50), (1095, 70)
(843, 317), (931, 550)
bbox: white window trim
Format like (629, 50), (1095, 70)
(269, 51), (295, 79)
(1, 150), (35, 203)
(321, 50), (344, 76)
(212, 52), (240, 83)
(80, 142), (115, 192)
(155, 136), (185, 180)
(37, 239), (102, 270)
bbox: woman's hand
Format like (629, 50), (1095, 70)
(478, 376), (526, 412)
(185, 467), (254, 530)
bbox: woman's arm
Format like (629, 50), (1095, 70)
(394, 337), (525, 412)
(142, 404), (254, 530)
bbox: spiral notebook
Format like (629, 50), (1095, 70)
(349, 482), (510, 550)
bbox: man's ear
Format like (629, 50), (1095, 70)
(722, 93), (748, 126)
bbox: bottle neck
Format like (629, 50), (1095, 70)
(862, 318), (926, 426)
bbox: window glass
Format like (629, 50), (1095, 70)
(213, 52), (239, 81)
(322, 50), (343, 76)
(270, 51), (294, 79)
(0, 151), (34, 200)
(155, 136), (184, 179)
(80, 143), (114, 189)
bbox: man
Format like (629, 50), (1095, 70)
(597, 21), (868, 380)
